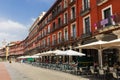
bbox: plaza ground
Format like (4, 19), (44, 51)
(0, 62), (89, 80)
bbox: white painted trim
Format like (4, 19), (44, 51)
(47, 36), (50, 45)
(64, 0), (68, 8)
(64, 26), (68, 40)
(101, 5), (113, 19)
(57, 31), (62, 43)
(57, 31), (62, 39)
(70, 22), (76, 37)
(71, 5), (76, 19)
(82, 0), (90, 10)
(83, 14), (91, 33)
(64, 11), (68, 24)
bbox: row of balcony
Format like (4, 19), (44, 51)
(80, 0), (109, 16)
(21, 15), (120, 54)
(18, 0), (112, 54)
(37, 22), (69, 41)
(37, 36), (77, 49)
(38, 0), (77, 31)
(38, 0), (109, 32)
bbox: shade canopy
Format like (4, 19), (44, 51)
(31, 55), (39, 58)
(65, 50), (85, 56)
(34, 53), (41, 56)
(54, 50), (66, 55)
(18, 55), (39, 59)
(105, 38), (120, 48)
(40, 51), (55, 56)
(76, 40), (109, 50)
(76, 40), (109, 68)
(56, 50), (85, 56)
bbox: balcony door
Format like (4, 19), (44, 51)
(84, 17), (90, 34)
(103, 8), (112, 26)
(83, 0), (89, 10)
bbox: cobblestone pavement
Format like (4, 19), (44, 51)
(4, 62), (89, 80)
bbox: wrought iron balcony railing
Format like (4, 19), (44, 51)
(94, 13), (120, 33)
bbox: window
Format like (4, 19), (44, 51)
(102, 5), (112, 26)
(71, 6), (76, 19)
(44, 29), (46, 35)
(71, 24), (76, 38)
(47, 37), (50, 46)
(58, 17), (61, 27)
(82, 0), (90, 10)
(64, 28), (68, 41)
(48, 25), (51, 33)
(84, 16), (91, 34)
(53, 22), (56, 30)
(52, 35), (56, 45)
(64, 0), (68, 8)
(48, 14), (52, 22)
(45, 19), (47, 24)
(42, 30), (44, 37)
(43, 39), (46, 47)
(64, 12), (68, 24)
(58, 32), (62, 43)
(57, 4), (61, 12)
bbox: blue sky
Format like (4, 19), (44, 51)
(0, 0), (55, 47)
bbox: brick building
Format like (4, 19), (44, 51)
(0, 0), (120, 65)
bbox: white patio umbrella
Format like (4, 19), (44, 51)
(65, 50), (85, 56)
(54, 50), (66, 55)
(40, 52), (47, 56)
(18, 56), (25, 59)
(76, 40), (109, 68)
(31, 55), (39, 58)
(106, 38), (120, 48)
(40, 51), (55, 56)
(34, 53), (41, 56)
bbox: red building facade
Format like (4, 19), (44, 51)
(1, 0), (120, 64)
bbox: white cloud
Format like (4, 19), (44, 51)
(0, 19), (28, 47)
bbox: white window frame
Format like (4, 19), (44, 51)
(64, 0), (68, 8)
(64, 26), (68, 41)
(57, 31), (62, 43)
(52, 34), (56, 45)
(101, 5), (113, 19)
(82, 0), (90, 10)
(47, 36), (50, 46)
(48, 25), (50, 33)
(83, 14), (91, 34)
(44, 28), (46, 35)
(64, 11), (68, 24)
(71, 22), (77, 38)
(71, 5), (76, 19)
